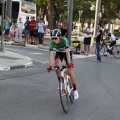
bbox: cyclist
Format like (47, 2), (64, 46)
(46, 29), (79, 99)
(106, 31), (117, 49)
(104, 29), (117, 56)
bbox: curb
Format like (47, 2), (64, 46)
(0, 61), (33, 71)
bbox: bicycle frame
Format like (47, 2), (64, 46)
(54, 66), (72, 96)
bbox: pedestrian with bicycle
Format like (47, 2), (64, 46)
(93, 24), (103, 62)
(46, 29), (79, 100)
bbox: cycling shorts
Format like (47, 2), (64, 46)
(55, 51), (74, 64)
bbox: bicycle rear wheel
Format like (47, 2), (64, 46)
(112, 45), (120, 59)
(68, 77), (74, 104)
(59, 77), (69, 113)
(95, 44), (105, 56)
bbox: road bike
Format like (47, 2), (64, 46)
(95, 38), (120, 59)
(54, 65), (74, 113)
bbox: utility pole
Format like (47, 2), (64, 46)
(67, 0), (73, 46)
(6, 0), (12, 18)
(0, 0), (5, 52)
(94, 0), (101, 36)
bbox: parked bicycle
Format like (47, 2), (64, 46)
(54, 65), (74, 113)
(95, 38), (120, 59)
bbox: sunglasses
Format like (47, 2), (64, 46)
(52, 38), (58, 40)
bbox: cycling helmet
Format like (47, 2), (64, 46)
(51, 29), (61, 38)
(104, 29), (109, 33)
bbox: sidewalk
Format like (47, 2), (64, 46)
(0, 50), (32, 71)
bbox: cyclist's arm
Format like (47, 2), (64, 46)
(49, 51), (53, 66)
(65, 48), (71, 63)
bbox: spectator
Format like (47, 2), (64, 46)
(4, 15), (11, 41)
(93, 24), (103, 62)
(44, 19), (48, 28)
(9, 23), (15, 41)
(61, 22), (67, 38)
(24, 16), (30, 45)
(29, 16), (37, 44)
(83, 22), (93, 56)
(15, 17), (24, 43)
(72, 37), (84, 54)
(37, 18), (46, 46)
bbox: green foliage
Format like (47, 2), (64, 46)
(113, 31), (120, 37)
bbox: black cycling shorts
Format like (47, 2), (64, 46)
(55, 51), (74, 64)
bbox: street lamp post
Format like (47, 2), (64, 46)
(0, 0), (5, 52)
(77, 10), (83, 37)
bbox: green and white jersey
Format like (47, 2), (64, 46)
(49, 36), (70, 52)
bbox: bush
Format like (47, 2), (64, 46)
(113, 31), (120, 37)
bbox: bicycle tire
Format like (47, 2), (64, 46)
(112, 45), (120, 59)
(68, 77), (74, 104)
(95, 44), (105, 56)
(59, 77), (69, 113)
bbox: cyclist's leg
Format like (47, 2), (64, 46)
(64, 52), (77, 90)
(64, 51), (79, 99)
(109, 41), (116, 47)
(54, 52), (63, 80)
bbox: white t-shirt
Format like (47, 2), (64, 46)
(17, 21), (24, 29)
(10, 26), (14, 32)
(84, 27), (93, 38)
(109, 33), (116, 41)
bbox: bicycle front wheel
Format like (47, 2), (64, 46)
(68, 77), (74, 104)
(112, 45), (120, 59)
(59, 78), (69, 113)
(95, 44), (105, 56)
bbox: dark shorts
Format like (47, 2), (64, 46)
(84, 37), (91, 45)
(55, 51), (74, 64)
(110, 41), (116, 47)
(24, 30), (29, 36)
(30, 30), (35, 37)
(34, 30), (38, 37)
(76, 47), (80, 52)
(4, 29), (10, 35)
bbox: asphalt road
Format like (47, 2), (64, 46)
(0, 44), (120, 120)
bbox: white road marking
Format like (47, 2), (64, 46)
(31, 58), (46, 64)
(73, 54), (95, 59)
(28, 53), (43, 55)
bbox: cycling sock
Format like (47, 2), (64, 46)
(73, 83), (77, 91)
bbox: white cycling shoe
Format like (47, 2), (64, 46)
(74, 90), (79, 99)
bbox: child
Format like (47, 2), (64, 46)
(9, 23), (15, 41)
(72, 37), (83, 54)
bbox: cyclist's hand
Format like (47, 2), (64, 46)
(67, 63), (74, 68)
(46, 66), (52, 72)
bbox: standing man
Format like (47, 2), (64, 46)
(24, 16), (30, 45)
(29, 16), (36, 44)
(15, 17), (24, 43)
(83, 22), (93, 56)
(61, 22), (68, 38)
(4, 15), (11, 41)
(93, 24), (103, 62)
